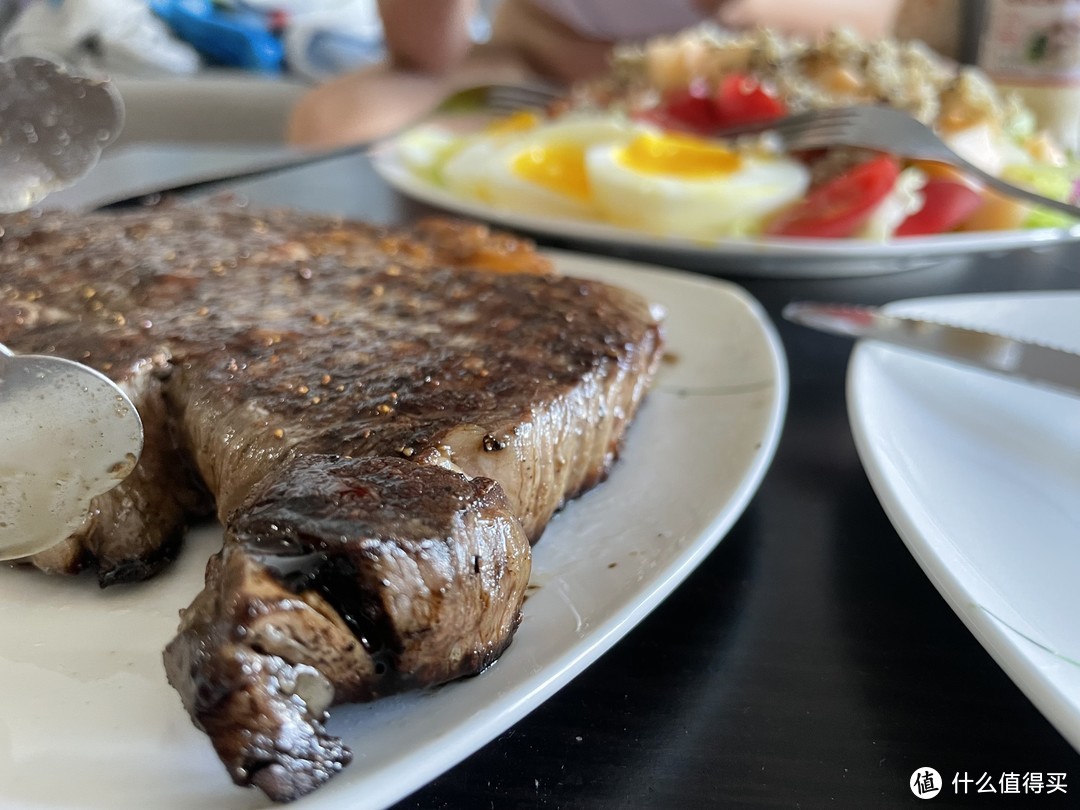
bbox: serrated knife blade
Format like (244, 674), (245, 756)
(783, 301), (1080, 397)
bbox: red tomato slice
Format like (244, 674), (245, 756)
(713, 73), (786, 128)
(652, 79), (717, 134)
(894, 178), (983, 236)
(766, 155), (901, 239)
(645, 73), (787, 134)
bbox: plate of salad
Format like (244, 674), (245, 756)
(373, 27), (1080, 278)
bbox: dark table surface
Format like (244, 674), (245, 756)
(207, 153), (1080, 808)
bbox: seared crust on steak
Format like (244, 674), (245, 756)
(165, 245), (660, 538)
(0, 203), (663, 800)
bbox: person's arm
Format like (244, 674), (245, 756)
(377, 0), (477, 74)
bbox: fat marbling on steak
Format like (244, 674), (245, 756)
(0, 204), (663, 800)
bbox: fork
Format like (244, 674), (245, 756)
(92, 80), (562, 212)
(424, 80), (563, 117)
(719, 104), (1080, 219)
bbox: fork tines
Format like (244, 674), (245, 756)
(482, 81), (564, 114)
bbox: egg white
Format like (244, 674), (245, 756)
(395, 124), (463, 184)
(440, 134), (506, 203)
(858, 165), (926, 240)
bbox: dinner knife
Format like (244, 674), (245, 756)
(783, 301), (1080, 397)
(90, 140), (376, 212)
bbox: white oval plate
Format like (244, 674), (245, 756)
(848, 291), (1080, 752)
(0, 250), (787, 810)
(372, 143), (1080, 279)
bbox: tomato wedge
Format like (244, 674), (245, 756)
(713, 73), (787, 128)
(765, 155), (901, 239)
(643, 73), (787, 135)
(895, 177), (983, 236)
(648, 79), (716, 134)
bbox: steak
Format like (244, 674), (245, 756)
(0, 203), (663, 800)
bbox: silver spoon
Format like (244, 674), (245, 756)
(0, 56), (124, 212)
(0, 342), (143, 561)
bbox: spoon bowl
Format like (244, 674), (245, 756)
(0, 342), (143, 561)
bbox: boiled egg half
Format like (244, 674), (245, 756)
(587, 130), (811, 239)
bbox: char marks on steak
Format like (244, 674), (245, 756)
(0, 204), (663, 800)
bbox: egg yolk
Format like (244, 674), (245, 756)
(486, 111), (541, 136)
(511, 142), (591, 200)
(616, 133), (742, 178)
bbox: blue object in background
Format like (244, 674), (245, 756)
(294, 28), (381, 76)
(150, 0), (284, 72)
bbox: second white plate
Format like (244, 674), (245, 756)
(848, 291), (1080, 752)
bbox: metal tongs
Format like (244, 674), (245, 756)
(0, 56), (124, 211)
(0, 58), (140, 560)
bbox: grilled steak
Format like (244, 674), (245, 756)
(0, 203), (663, 800)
